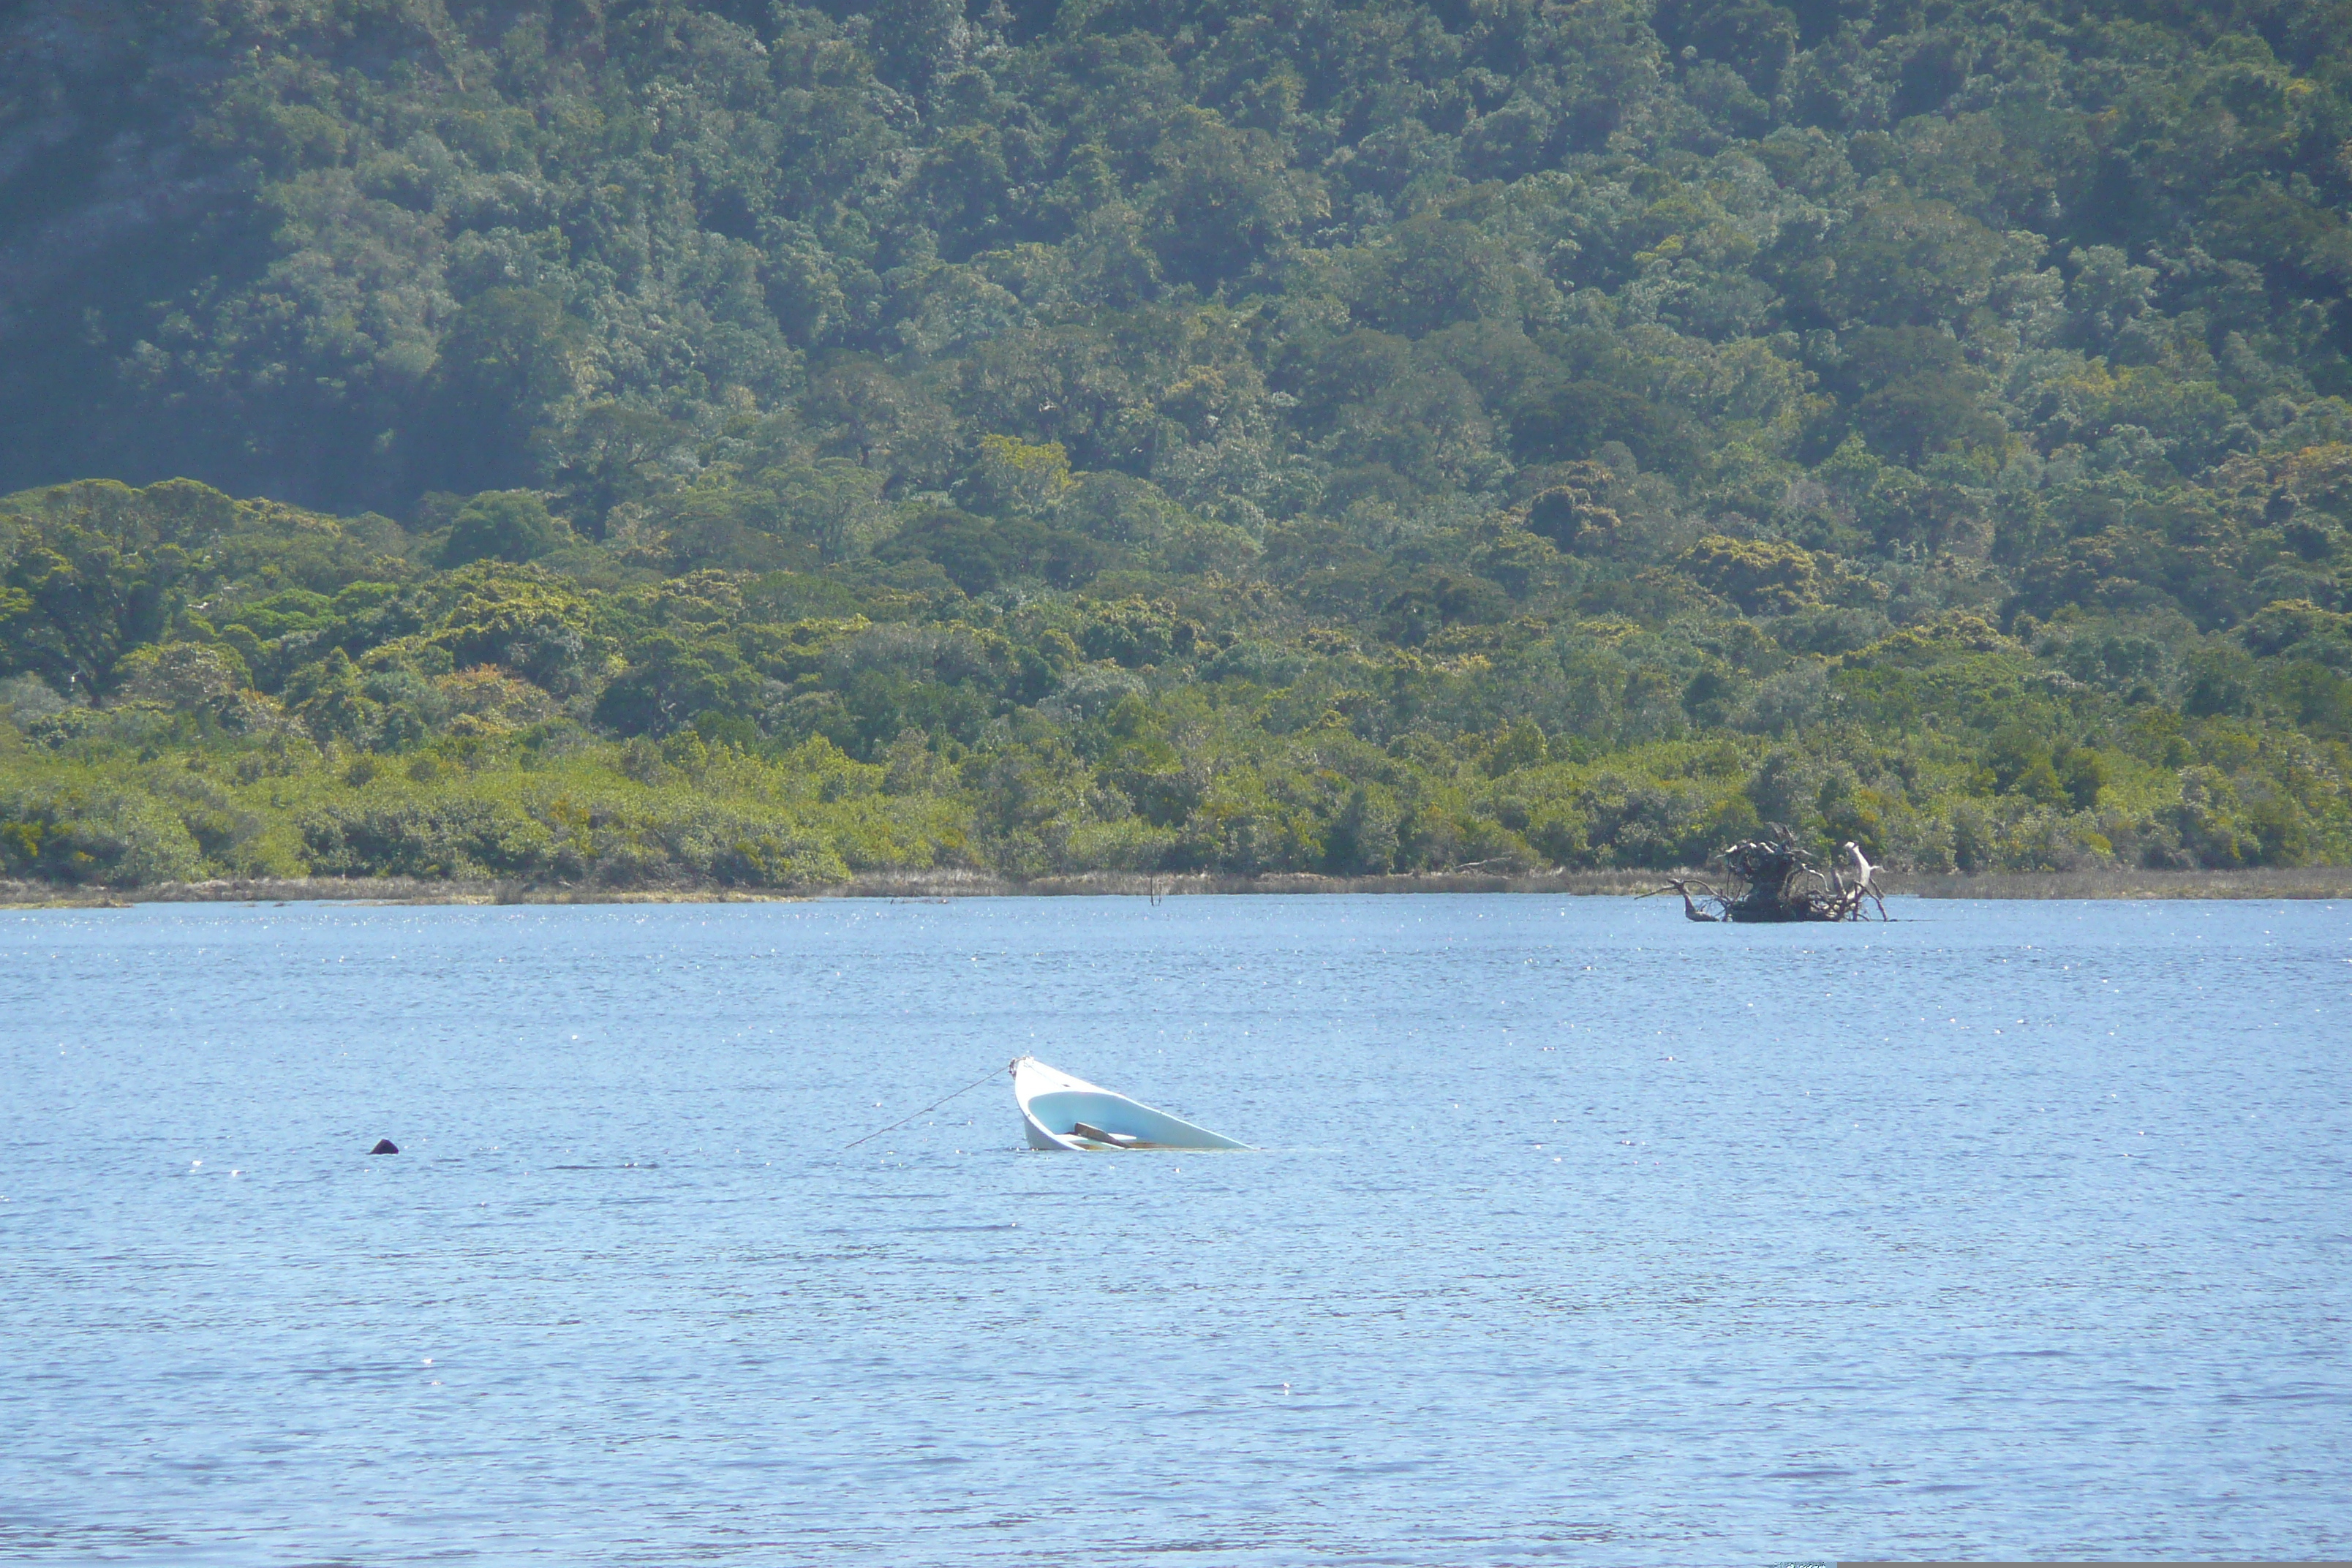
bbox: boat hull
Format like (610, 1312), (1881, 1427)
(1012, 1057), (1248, 1150)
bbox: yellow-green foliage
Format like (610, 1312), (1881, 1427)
(1678, 537), (1850, 616)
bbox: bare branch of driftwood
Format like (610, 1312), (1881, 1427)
(1648, 876), (1728, 921)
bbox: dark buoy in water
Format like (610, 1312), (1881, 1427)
(370, 1138), (400, 1155)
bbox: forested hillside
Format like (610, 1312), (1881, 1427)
(4, 0), (2351, 889)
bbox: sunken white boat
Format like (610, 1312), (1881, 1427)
(1011, 1055), (1249, 1151)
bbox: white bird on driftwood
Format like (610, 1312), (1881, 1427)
(1842, 841), (1885, 916)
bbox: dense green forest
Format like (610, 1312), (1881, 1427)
(4, 0), (2352, 890)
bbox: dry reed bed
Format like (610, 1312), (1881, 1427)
(6, 867), (2350, 907)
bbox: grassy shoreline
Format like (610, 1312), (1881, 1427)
(1896, 867), (2352, 900)
(6, 866), (2351, 908)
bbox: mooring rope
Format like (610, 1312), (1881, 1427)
(842, 1059), (1015, 1151)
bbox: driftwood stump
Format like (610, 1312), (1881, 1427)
(1652, 826), (1886, 923)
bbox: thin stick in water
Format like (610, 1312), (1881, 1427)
(842, 1060), (1015, 1150)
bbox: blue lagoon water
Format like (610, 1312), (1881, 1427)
(3, 894), (2348, 1565)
